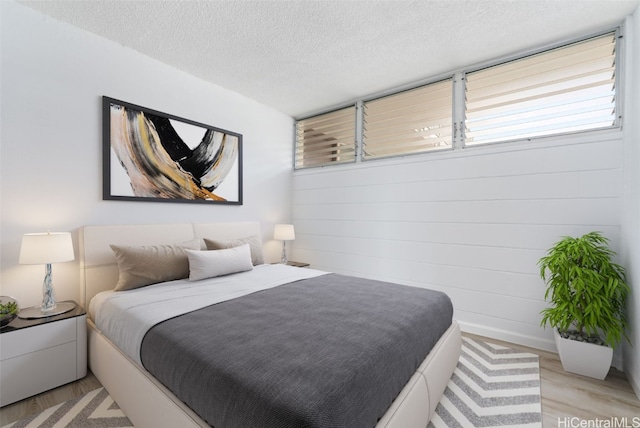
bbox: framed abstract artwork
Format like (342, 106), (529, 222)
(103, 96), (243, 205)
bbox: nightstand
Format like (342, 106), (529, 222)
(0, 301), (87, 407)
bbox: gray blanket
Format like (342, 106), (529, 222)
(140, 273), (453, 428)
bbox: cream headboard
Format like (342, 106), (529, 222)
(79, 222), (262, 311)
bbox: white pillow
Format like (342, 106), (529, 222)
(186, 244), (253, 281)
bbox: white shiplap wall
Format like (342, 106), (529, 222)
(291, 130), (623, 351)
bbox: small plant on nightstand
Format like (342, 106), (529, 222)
(538, 231), (630, 379)
(0, 297), (19, 327)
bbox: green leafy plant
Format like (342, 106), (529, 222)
(0, 300), (18, 316)
(538, 231), (630, 348)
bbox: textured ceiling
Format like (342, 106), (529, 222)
(20, 0), (640, 117)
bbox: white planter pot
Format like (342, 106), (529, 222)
(554, 329), (613, 380)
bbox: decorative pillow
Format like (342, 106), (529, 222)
(186, 244), (253, 281)
(204, 235), (265, 265)
(110, 240), (201, 291)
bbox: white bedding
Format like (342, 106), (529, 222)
(90, 264), (327, 365)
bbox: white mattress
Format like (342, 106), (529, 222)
(90, 264), (327, 365)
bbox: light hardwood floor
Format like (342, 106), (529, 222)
(1, 333), (639, 427)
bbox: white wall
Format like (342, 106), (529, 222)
(621, 5), (640, 397)
(292, 113), (624, 352)
(0, 1), (295, 307)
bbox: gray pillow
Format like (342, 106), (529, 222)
(110, 240), (202, 291)
(204, 235), (264, 265)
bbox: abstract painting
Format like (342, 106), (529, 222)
(103, 97), (242, 205)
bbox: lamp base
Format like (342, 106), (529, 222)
(18, 302), (76, 319)
(280, 241), (288, 264)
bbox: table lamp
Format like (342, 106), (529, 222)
(18, 231), (76, 318)
(274, 224), (295, 264)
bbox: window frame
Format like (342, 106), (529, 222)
(294, 105), (358, 170)
(461, 28), (621, 148)
(361, 77), (455, 162)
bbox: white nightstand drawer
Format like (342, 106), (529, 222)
(0, 341), (77, 407)
(0, 317), (76, 360)
(0, 304), (86, 406)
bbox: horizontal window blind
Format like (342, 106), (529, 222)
(363, 79), (453, 160)
(295, 107), (356, 169)
(465, 32), (617, 145)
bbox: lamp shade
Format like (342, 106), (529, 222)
(19, 232), (75, 265)
(274, 224), (295, 241)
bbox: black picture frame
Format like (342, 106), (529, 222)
(102, 96), (243, 205)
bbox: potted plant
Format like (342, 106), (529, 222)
(538, 231), (630, 379)
(0, 296), (19, 328)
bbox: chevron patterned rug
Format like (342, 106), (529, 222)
(2, 388), (133, 428)
(429, 336), (542, 427)
(4, 338), (541, 428)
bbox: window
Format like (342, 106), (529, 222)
(464, 32), (617, 146)
(295, 107), (356, 169)
(362, 79), (453, 160)
(294, 30), (620, 168)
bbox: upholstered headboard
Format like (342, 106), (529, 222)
(79, 222), (262, 311)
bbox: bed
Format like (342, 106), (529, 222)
(80, 222), (461, 428)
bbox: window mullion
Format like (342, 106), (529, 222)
(452, 72), (466, 149)
(355, 100), (364, 163)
